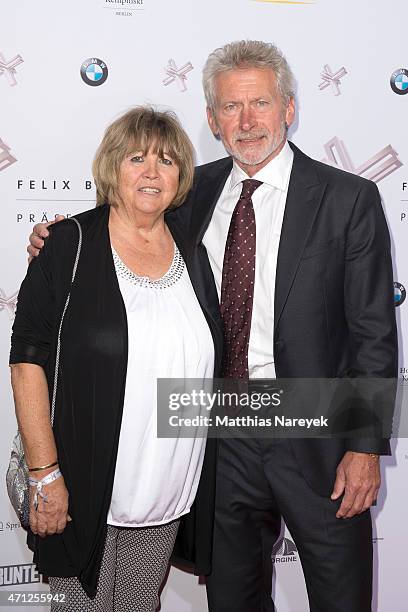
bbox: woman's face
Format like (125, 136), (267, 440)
(117, 145), (180, 216)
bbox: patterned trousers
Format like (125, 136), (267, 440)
(49, 520), (179, 612)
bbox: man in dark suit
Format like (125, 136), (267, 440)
(171, 40), (397, 612)
(29, 40), (397, 612)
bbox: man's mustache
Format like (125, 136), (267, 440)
(234, 130), (269, 142)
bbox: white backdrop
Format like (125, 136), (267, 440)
(1, 1), (407, 610)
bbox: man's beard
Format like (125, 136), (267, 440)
(223, 121), (286, 167)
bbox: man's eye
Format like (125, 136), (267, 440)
(256, 100), (268, 107)
(224, 104), (237, 113)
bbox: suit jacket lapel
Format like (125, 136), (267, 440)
(274, 143), (327, 331)
(190, 157), (233, 246)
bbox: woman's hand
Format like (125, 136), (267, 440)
(29, 475), (72, 537)
(10, 364), (71, 537)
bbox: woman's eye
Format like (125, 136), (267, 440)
(130, 155), (144, 163)
(160, 157), (173, 166)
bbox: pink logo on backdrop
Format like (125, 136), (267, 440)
(163, 59), (193, 92)
(0, 288), (18, 320)
(0, 137), (17, 172)
(0, 52), (24, 86)
(321, 137), (403, 183)
(319, 64), (347, 96)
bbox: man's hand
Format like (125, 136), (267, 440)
(27, 215), (65, 262)
(331, 451), (380, 519)
(29, 475), (72, 537)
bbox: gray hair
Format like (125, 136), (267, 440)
(202, 40), (296, 111)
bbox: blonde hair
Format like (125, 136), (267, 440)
(203, 40), (296, 111)
(92, 106), (194, 209)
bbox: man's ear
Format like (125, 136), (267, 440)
(285, 97), (295, 129)
(207, 106), (220, 138)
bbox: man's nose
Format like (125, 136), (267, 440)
(239, 106), (257, 131)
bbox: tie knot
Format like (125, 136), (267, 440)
(240, 179), (262, 200)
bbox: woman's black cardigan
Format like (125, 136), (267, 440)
(9, 204), (223, 598)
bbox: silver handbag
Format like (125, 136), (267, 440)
(6, 218), (82, 528)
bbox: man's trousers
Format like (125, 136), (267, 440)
(206, 437), (373, 612)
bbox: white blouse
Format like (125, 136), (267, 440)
(107, 243), (214, 527)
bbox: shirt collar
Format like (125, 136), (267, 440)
(229, 140), (294, 192)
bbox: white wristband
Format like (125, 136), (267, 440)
(29, 468), (62, 511)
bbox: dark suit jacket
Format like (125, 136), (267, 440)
(167, 141), (398, 495)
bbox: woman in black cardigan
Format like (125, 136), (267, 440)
(9, 107), (222, 611)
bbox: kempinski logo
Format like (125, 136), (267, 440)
(102, 0), (145, 16)
(105, 0), (143, 4)
(0, 52), (24, 86)
(322, 137), (403, 183)
(163, 59), (193, 92)
(253, 1), (315, 4)
(253, 1), (314, 4)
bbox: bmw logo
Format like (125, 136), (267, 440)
(390, 69), (408, 95)
(80, 58), (108, 87)
(394, 282), (406, 307)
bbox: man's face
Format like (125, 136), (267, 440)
(207, 67), (295, 176)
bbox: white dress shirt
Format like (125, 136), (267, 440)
(203, 141), (294, 378)
(107, 244), (214, 527)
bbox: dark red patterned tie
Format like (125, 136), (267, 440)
(220, 179), (262, 378)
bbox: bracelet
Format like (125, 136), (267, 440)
(29, 468), (62, 511)
(368, 453), (379, 458)
(28, 460), (58, 473)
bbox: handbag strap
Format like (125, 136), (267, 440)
(50, 217), (83, 425)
